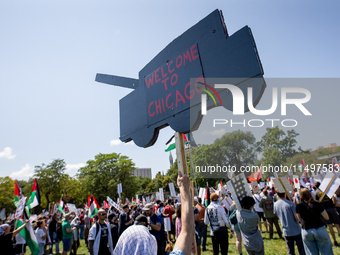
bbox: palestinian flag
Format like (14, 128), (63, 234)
(26, 179), (40, 209)
(58, 196), (65, 215)
(104, 200), (110, 209)
(132, 198), (135, 205)
(16, 210), (40, 255)
(89, 195), (100, 218)
(299, 160), (306, 171)
(165, 134), (188, 152)
(205, 186), (210, 207)
(14, 180), (24, 207)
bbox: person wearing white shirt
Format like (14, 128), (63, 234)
(253, 191), (268, 233)
(204, 193), (231, 255)
(35, 220), (48, 255)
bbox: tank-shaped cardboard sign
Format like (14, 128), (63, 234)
(96, 9), (265, 147)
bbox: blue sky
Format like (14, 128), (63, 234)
(1, 0), (339, 179)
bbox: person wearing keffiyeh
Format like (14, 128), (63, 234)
(0, 221), (28, 255)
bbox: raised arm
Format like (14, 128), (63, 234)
(173, 172), (194, 255)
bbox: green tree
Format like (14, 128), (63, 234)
(33, 159), (69, 209)
(192, 130), (259, 185)
(0, 177), (15, 215)
(77, 153), (138, 203)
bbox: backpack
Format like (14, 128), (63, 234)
(229, 209), (237, 225)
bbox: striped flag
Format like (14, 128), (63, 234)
(14, 180), (24, 207)
(26, 179), (40, 209)
(88, 195), (100, 218)
(165, 134), (188, 152)
(57, 196), (65, 215)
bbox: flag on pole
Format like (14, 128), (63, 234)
(104, 200), (110, 209)
(65, 192), (70, 201)
(57, 196), (65, 215)
(14, 180), (24, 207)
(205, 186), (210, 207)
(165, 134), (188, 152)
(16, 210), (40, 255)
(26, 179), (40, 210)
(132, 198), (135, 204)
(248, 167), (262, 182)
(88, 195), (100, 218)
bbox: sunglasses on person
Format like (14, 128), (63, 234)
(98, 213), (107, 216)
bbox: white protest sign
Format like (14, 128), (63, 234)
(117, 183), (122, 194)
(226, 196), (233, 205)
(293, 175), (300, 189)
(107, 196), (123, 213)
(146, 196), (150, 203)
(227, 173), (252, 211)
(221, 199), (230, 210)
(199, 188), (206, 200)
(319, 172), (340, 200)
(274, 172), (279, 178)
(251, 181), (261, 194)
(259, 182), (266, 189)
(15, 197), (26, 219)
(67, 203), (77, 213)
(169, 183), (176, 197)
(159, 188), (164, 201)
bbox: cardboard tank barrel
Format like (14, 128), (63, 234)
(96, 9), (265, 148)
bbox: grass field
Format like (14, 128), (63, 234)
(25, 227), (340, 255)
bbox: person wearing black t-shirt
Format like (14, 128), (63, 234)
(296, 188), (333, 254)
(49, 214), (61, 254)
(88, 209), (114, 255)
(118, 205), (133, 236)
(0, 221), (29, 255)
(108, 213), (119, 250)
(314, 181), (340, 246)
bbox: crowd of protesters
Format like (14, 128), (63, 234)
(2, 175), (340, 255)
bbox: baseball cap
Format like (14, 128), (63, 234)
(142, 203), (153, 211)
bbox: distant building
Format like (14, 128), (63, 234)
(134, 168), (152, 179)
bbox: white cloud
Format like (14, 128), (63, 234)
(10, 164), (34, 179)
(201, 129), (226, 136)
(110, 139), (122, 146)
(65, 163), (86, 172)
(0, 147), (16, 159)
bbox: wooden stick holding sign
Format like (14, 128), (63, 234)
(319, 174), (338, 202)
(278, 178), (292, 201)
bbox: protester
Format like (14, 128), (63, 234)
(78, 210), (85, 240)
(314, 181), (340, 246)
(273, 191), (306, 255)
(195, 197), (207, 252)
(70, 215), (80, 255)
(253, 191), (268, 233)
(118, 204), (133, 236)
(204, 192), (230, 255)
(296, 188), (333, 255)
(84, 210), (91, 248)
(113, 214), (157, 255)
(108, 212), (119, 250)
(14, 223), (26, 255)
(163, 199), (175, 242)
(88, 209), (114, 255)
(143, 203), (166, 255)
(62, 212), (76, 255)
(228, 201), (243, 255)
(237, 196), (264, 255)
(259, 189), (283, 239)
(35, 220), (48, 255)
(49, 213), (61, 254)
(0, 220), (28, 255)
